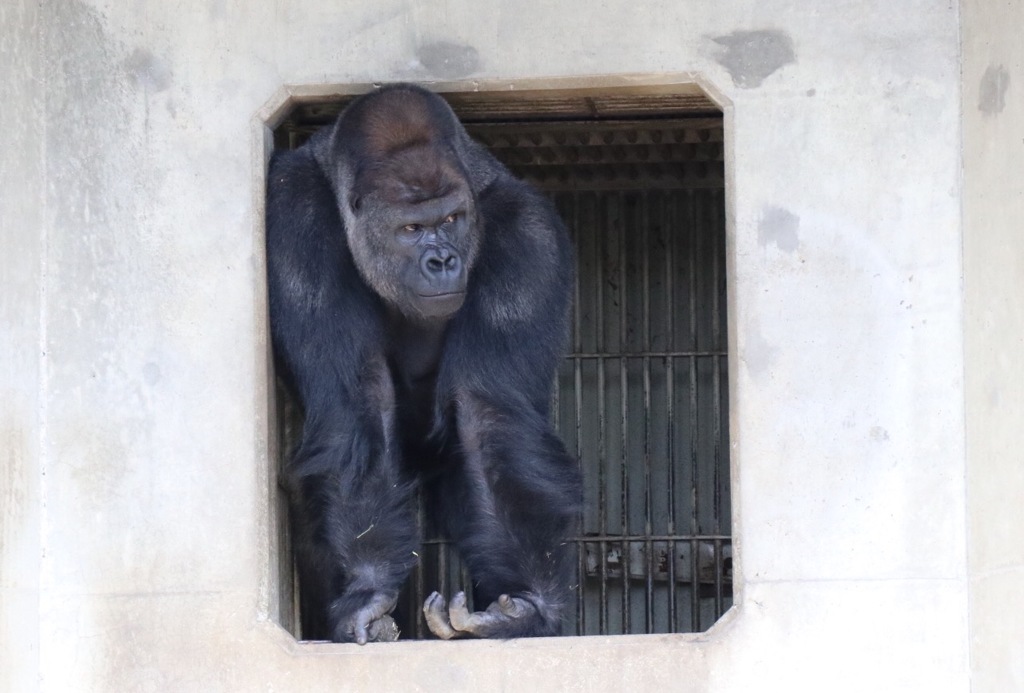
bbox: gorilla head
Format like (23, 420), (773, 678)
(317, 87), (486, 321)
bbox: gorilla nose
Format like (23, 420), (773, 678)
(421, 246), (461, 278)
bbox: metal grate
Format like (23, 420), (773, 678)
(273, 114), (731, 639)
(551, 184), (731, 635)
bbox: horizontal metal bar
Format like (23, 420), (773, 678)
(416, 535), (733, 546)
(573, 534), (732, 542)
(567, 350), (726, 358)
(466, 118), (726, 143)
(493, 144), (723, 166)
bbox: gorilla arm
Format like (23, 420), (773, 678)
(422, 178), (581, 639)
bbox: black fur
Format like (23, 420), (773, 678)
(266, 84), (580, 642)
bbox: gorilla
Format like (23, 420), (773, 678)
(266, 84), (580, 644)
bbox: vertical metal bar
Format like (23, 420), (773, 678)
(551, 373), (560, 434)
(688, 188), (701, 632)
(550, 193), (564, 436)
(571, 190), (586, 635)
(641, 189), (654, 634)
(690, 536), (701, 632)
(714, 537), (724, 618)
(292, 551), (302, 638)
(595, 191), (609, 635)
(710, 188), (722, 533)
(438, 541), (449, 610)
(710, 189), (725, 619)
(548, 193), (564, 628)
(665, 190), (678, 633)
(618, 190), (631, 634)
(460, 560), (473, 614)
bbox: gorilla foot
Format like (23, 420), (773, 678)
(423, 591), (545, 639)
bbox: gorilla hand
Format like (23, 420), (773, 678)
(331, 590), (400, 644)
(423, 591), (547, 640)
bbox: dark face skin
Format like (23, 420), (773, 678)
(348, 173), (479, 324)
(392, 190), (472, 319)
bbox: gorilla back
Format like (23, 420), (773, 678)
(266, 84), (580, 643)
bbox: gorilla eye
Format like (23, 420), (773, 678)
(402, 224), (421, 234)
(443, 214), (458, 225)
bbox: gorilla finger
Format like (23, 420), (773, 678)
(448, 591), (475, 632)
(353, 609), (375, 645)
(496, 594), (525, 617)
(423, 592), (460, 640)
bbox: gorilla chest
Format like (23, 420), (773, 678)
(385, 316), (449, 450)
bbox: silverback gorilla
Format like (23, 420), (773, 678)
(266, 84), (581, 643)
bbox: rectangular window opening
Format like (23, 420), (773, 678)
(270, 86), (731, 639)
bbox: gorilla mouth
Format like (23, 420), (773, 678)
(416, 290), (466, 319)
(418, 291), (466, 299)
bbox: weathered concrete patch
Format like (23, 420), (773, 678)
(415, 41), (480, 79)
(743, 321), (777, 381)
(711, 29), (795, 88)
(759, 206), (800, 253)
(125, 47), (172, 93)
(978, 64), (1009, 114)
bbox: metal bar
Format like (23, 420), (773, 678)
(550, 194), (566, 434)
(460, 559), (473, 614)
(491, 143), (724, 166)
(710, 190), (726, 621)
(570, 533), (731, 542)
(567, 350), (726, 358)
(618, 190), (631, 634)
(437, 540), (449, 609)
(714, 538), (725, 617)
(641, 190), (654, 633)
(518, 178), (726, 194)
(687, 189), (701, 632)
(468, 118), (727, 143)
(419, 535), (726, 547)
(690, 537), (700, 630)
(571, 190), (586, 636)
(292, 550), (302, 638)
(595, 191), (609, 635)
(710, 189), (722, 538)
(415, 534), (730, 546)
(665, 192), (678, 633)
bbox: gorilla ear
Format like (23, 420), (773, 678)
(349, 194), (362, 213)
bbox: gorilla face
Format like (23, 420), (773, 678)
(395, 203), (471, 318)
(344, 144), (481, 322)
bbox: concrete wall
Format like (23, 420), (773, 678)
(0, 1), (44, 690)
(963, 1), (1024, 690)
(5, 0), (1018, 690)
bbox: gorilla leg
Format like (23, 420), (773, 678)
(423, 393), (581, 639)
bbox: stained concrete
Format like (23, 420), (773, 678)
(710, 30), (796, 89)
(977, 64), (1010, 114)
